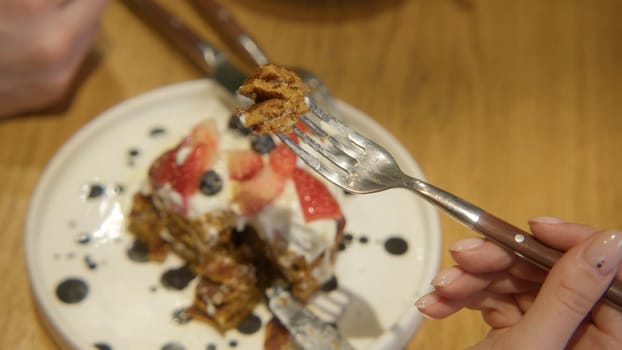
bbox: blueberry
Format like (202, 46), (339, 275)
(198, 170), (223, 195)
(251, 134), (276, 154)
(228, 114), (251, 135)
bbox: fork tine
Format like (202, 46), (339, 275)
(304, 96), (369, 148)
(291, 125), (357, 171)
(307, 291), (349, 323)
(276, 133), (348, 186)
(298, 115), (366, 160)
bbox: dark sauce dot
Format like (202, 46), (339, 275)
(228, 340), (238, 347)
(56, 278), (89, 304)
(66, 252), (76, 259)
(236, 313), (262, 334)
(68, 220), (77, 228)
(250, 135), (276, 154)
(359, 236), (369, 244)
(150, 285), (158, 293)
(113, 184), (125, 194)
(161, 264), (196, 290)
(150, 127), (167, 137)
(128, 149), (140, 167)
(339, 233), (353, 251)
(127, 240), (150, 263)
(84, 255), (97, 270)
(320, 276), (338, 292)
(384, 237), (409, 255)
(75, 232), (91, 245)
(206, 344), (217, 350)
(172, 308), (192, 324)
(87, 184), (105, 199)
(162, 342), (185, 350)
(94, 342), (112, 350)
(228, 114), (251, 135)
(199, 170), (223, 196)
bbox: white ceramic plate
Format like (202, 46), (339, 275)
(25, 79), (441, 350)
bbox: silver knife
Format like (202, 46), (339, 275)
(121, 0), (247, 94)
(267, 287), (356, 350)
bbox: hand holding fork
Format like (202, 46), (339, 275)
(275, 94), (622, 312)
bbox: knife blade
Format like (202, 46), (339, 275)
(267, 287), (355, 350)
(121, 0), (247, 94)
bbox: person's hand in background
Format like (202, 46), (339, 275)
(0, 0), (109, 119)
(416, 218), (622, 349)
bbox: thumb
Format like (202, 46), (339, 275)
(514, 229), (622, 349)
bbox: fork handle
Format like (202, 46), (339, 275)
(191, 0), (270, 66)
(123, 0), (220, 75)
(408, 178), (622, 310)
(474, 213), (622, 310)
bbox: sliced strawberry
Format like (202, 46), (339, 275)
(172, 143), (211, 197)
(190, 120), (219, 149)
(149, 120), (220, 210)
(232, 167), (286, 215)
(149, 150), (175, 187)
(295, 120), (309, 133)
(292, 168), (342, 222)
(269, 143), (297, 177)
(227, 150), (263, 180)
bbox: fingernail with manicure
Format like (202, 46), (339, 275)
(583, 230), (622, 275)
(432, 267), (463, 287)
(449, 237), (484, 252)
(415, 292), (440, 309)
(529, 216), (565, 224)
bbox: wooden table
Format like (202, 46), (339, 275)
(2, 0), (621, 349)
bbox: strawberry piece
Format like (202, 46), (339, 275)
(292, 168), (342, 222)
(232, 167), (286, 215)
(284, 120), (309, 143)
(269, 143), (297, 177)
(149, 121), (219, 208)
(172, 143), (210, 197)
(227, 150), (263, 180)
(295, 120), (309, 132)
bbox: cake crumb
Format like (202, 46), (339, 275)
(236, 64), (310, 134)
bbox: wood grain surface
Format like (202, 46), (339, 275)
(1, 0), (621, 349)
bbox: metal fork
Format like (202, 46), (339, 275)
(278, 96), (622, 311)
(267, 286), (354, 350)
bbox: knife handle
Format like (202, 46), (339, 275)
(122, 0), (221, 75)
(191, 0), (269, 66)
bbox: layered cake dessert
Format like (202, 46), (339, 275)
(127, 68), (346, 344)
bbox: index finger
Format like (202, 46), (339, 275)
(528, 217), (599, 250)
